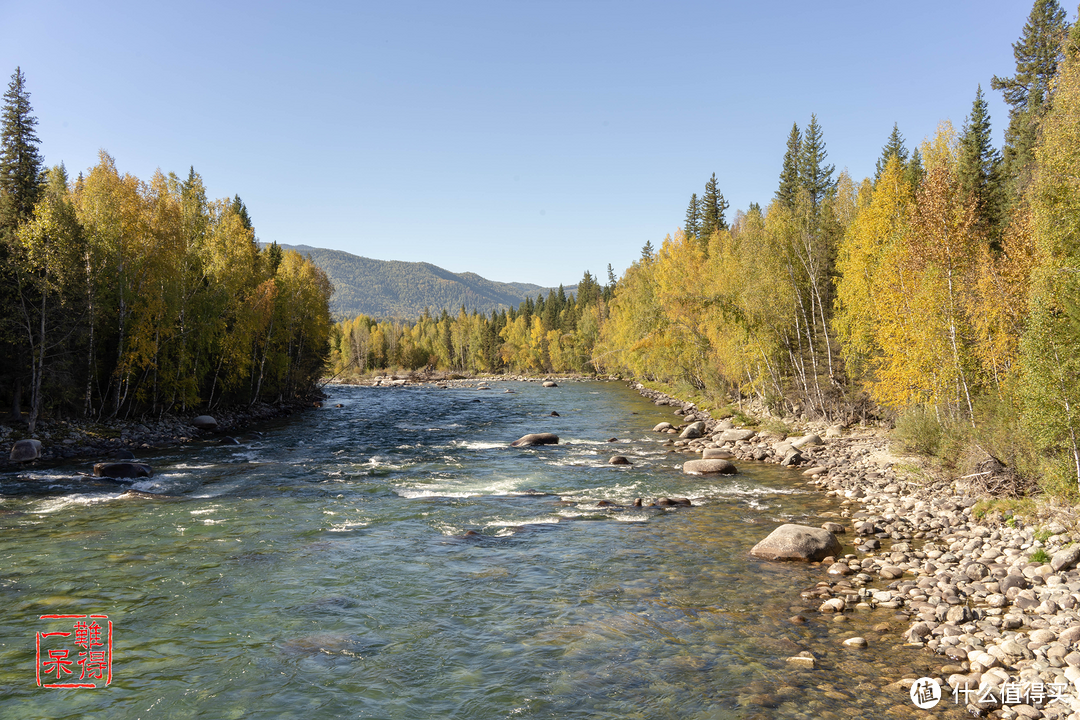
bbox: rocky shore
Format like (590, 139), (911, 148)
(1, 398), (318, 469)
(630, 380), (1080, 720)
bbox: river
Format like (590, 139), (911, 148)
(0, 380), (963, 719)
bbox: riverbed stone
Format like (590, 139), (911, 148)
(682, 458), (737, 475)
(750, 524), (842, 562)
(9, 438), (42, 462)
(652, 422), (674, 432)
(608, 456), (631, 465)
(1050, 546), (1080, 572)
(701, 448), (734, 459)
(718, 428), (756, 443)
(679, 422), (705, 440)
(510, 433), (559, 447)
(790, 434), (823, 449)
(192, 415), (218, 430)
(541, 381), (557, 388)
(93, 462), (152, 480)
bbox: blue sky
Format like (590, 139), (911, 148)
(0, 0), (1050, 287)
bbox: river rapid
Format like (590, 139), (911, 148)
(0, 380), (963, 719)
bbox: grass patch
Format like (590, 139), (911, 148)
(970, 497), (1037, 524)
(1031, 548), (1051, 564)
(894, 407), (945, 456)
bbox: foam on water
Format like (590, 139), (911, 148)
(31, 492), (124, 514)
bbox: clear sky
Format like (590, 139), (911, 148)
(0, 0), (1053, 287)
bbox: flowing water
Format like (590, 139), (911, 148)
(0, 381), (964, 719)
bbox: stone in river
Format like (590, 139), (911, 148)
(842, 637), (868, 648)
(682, 458), (737, 475)
(9, 438), (42, 462)
(702, 448), (734, 459)
(652, 422), (674, 432)
(542, 381), (558, 388)
(510, 433), (560, 447)
(679, 421), (705, 440)
(608, 456), (631, 465)
(655, 497), (692, 507)
(192, 415), (218, 430)
(821, 522), (846, 534)
(93, 462), (153, 480)
(750, 524), (842, 562)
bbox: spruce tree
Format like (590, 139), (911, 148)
(798, 114), (835, 209)
(684, 193), (700, 239)
(958, 85), (1005, 245)
(641, 240), (655, 261)
(874, 123), (909, 181)
(699, 173), (729, 243)
(991, 0), (1070, 193)
(775, 122), (801, 209)
(905, 147), (925, 190)
(0, 67), (44, 235)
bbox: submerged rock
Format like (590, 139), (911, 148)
(542, 381), (558, 388)
(750, 524), (841, 562)
(93, 462), (153, 480)
(510, 433), (560, 447)
(9, 439), (42, 462)
(608, 456), (631, 465)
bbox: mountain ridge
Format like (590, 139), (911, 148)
(270, 243), (576, 319)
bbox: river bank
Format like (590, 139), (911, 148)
(1, 396), (321, 469)
(628, 380), (1080, 719)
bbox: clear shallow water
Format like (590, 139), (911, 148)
(0, 381), (962, 719)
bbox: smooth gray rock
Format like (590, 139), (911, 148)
(541, 381), (558, 388)
(608, 456), (631, 466)
(679, 421), (706, 440)
(790, 434), (823, 449)
(702, 448), (734, 459)
(682, 459), (737, 475)
(9, 438), (42, 462)
(719, 428), (756, 443)
(1051, 545), (1080, 573)
(510, 433), (559, 447)
(750, 524), (842, 562)
(192, 415), (218, 430)
(652, 422), (674, 432)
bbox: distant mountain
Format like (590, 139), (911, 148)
(271, 244), (575, 320)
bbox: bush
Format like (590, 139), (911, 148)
(894, 406), (946, 455)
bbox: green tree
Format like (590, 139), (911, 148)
(958, 85), (1005, 246)
(798, 114), (835, 209)
(874, 123), (908, 181)
(775, 122), (801, 209)
(684, 192), (700, 239)
(699, 172), (729, 243)
(992, 0), (1070, 195)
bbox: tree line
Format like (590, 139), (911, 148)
(328, 271), (611, 377)
(0, 68), (333, 432)
(596, 0), (1080, 490)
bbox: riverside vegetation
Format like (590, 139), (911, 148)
(0, 70), (334, 440)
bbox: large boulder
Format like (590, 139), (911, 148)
(679, 421), (706, 440)
(1051, 545), (1080, 573)
(718, 428), (756, 443)
(790, 434), (823, 449)
(682, 458), (737, 475)
(608, 456), (631, 465)
(192, 415), (218, 430)
(94, 462), (153, 480)
(750, 524), (842, 562)
(510, 433), (559, 447)
(652, 422), (674, 433)
(541, 381), (558, 388)
(10, 439), (42, 462)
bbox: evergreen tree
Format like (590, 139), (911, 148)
(775, 122), (801, 208)
(641, 240), (655, 261)
(684, 193), (700, 239)
(992, 0), (1070, 193)
(958, 85), (1005, 244)
(699, 173), (729, 242)
(798, 114), (835, 209)
(231, 194), (253, 233)
(905, 146), (925, 190)
(874, 123), (909, 180)
(0, 67), (44, 233)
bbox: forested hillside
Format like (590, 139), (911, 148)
(0, 69), (333, 431)
(275, 244), (574, 319)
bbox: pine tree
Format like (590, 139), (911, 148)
(874, 123), (909, 180)
(231, 194), (253, 233)
(957, 85), (1005, 245)
(799, 114), (835, 209)
(684, 193), (700, 239)
(992, 0), (1070, 194)
(699, 173), (729, 242)
(905, 147), (925, 190)
(641, 240), (655, 261)
(0, 67), (44, 234)
(775, 122), (801, 208)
